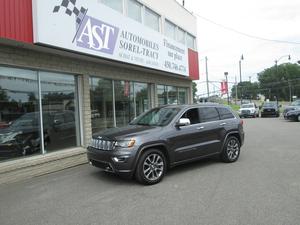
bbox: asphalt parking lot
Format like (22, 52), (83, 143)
(0, 117), (299, 225)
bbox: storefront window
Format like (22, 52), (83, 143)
(167, 86), (178, 104)
(157, 85), (188, 106)
(165, 20), (176, 40)
(157, 85), (167, 106)
(114, 80), (135, 127)
(0, 67), (40, 161)
(134, 82), (150, 116)
(144, 7), (160, 32)
(128, 0), (142, 23)
(178, 88), (188, 104)
(90, 78), (114, 133)
(102, 0), (123, 13)
(40, 72), (79, 152)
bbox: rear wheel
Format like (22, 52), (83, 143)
(135, 149), (166, 185)
(221, 136), (240, 163)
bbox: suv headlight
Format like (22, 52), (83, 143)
(115, 138), (136, 148)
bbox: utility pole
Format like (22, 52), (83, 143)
(224, 72), (229, 105)
(235, 76), (238, 104)
(239, 54), (244, 104)
(205, 56), (209, 99)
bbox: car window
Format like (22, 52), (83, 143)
(199, 107), (220, 123)
(181, 108), (200, 125)
(217, 107), (235, 120)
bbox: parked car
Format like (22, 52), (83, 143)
(0, 111), (75, 158)
(238, 103), (259, 118)
(283, 99), (300, 119)
(261, 102), (280, 117)
(285, 109), (300, 122)
(87, 104), (245, 185)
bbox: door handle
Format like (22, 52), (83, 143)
(219, 122), (227, 126)
(196, 126), (204, 130)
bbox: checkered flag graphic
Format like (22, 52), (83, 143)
(53, 0), (87, 26)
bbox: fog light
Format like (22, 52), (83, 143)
(112, 156), (129, 163)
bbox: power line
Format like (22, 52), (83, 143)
(194, 13), (300, 45)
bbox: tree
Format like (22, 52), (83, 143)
(258, 63), (300, 101)
(231, 81), (260, 100)
(192, 82), (198, 103)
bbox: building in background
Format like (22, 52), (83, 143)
(0, 0), (199, 164)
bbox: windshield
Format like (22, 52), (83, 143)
(130, 107), (180, 126)
(291, 100), (300, 106)
(10, 113), (39, 128)
(263, 102), (276, 107)
(241, 104), (254, 108)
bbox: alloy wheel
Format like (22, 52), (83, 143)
(226, 139), (240, 161)
(143, 153), (164, 181)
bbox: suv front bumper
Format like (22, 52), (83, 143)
(87, 146), (138, 177)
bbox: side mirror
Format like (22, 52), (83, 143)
(176, 118), (191, 127)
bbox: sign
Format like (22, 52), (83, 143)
(32, 0), (190, 76)
(221, 81), (228, 94)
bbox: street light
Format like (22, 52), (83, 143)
(275, 55), (291, 102)
(275, 55), (291, 66)
(239, 54), (244, 104)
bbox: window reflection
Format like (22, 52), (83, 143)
(90, 78), (114, 133)
(40, 72), (79, 152)
(167, 86), (178, 104)
(0, 67), (41, 160)
(134, 82), (149, 116)
(178, 88), (188, 104)
(157, 85), (167, 106)
(157, 85), (188, 106)
(115, 80), (135, 127)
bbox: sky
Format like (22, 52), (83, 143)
(176, 0), (300, 97)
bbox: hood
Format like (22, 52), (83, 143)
(240, 107), (255, 110)
(262, 106), (277, 109)
(287, 109), (300, 114)
(285, 105), (299, 110)
(93, 125), (162, 140)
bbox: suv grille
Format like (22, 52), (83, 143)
(90, 138), (115, 151)
(241, 110), (250, 114)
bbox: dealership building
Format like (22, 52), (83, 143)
(0, 0), (199, 182)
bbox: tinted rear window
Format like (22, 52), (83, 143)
(199, 107), (220, 122)
(217, 107), (235, 120)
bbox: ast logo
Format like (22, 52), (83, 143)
(76, 16), (119, 54)
(53, 0), (119, 55)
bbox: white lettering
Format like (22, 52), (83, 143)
(77, 19), (95, 49)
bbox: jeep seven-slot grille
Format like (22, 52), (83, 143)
(90, 138), (115, 151)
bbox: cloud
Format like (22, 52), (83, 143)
(177, 0), (300, 96)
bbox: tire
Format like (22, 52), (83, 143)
(298, 115), (300, 122)
(135, 149), (167, 185)
(221, 136), (241, 163)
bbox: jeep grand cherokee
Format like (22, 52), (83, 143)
(87, 104), (245, 185)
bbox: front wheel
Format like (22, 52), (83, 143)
(135, 149), (166, 185)
(221, 136), (241, 163)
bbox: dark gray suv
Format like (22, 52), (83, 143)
(87, 104), (245, 185)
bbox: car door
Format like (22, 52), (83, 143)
(169, 107), (205, 162)
(196, 107), (224, 156)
